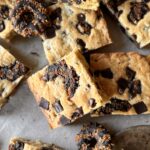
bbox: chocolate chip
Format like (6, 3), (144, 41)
(76, 39), (86, 49)
(77, 13), (85, 22)
(71, 107), (83, 120)
(0, 5), (9, 19)
(128, 80), (142, 98)
(133, 101), (148, 114)
(94, 68), (113, 79)
(44, 26), (56, 39)
(59, 115), (71, 125)
(53, 100), (63, 113)
(76, 22), (92, 35)
(117, 78), (128, 94)
(126, 67), (136, 81)
(89, 98), (96, 108)
(39, 98), (49, 110)
(9, 141), (24, 150)
(76, 0), (81, 4)
(43, 60), (79, 98)
(128, 2), (149, 25)
(0, 20), (5, 32)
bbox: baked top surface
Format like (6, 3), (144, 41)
(90, 52), (150, 116)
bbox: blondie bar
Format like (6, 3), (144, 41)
(28, 51), (105, 128)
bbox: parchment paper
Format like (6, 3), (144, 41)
(0, 12), (150, 150)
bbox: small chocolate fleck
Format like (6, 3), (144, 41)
(133, 101), (148, 114)
(39, 98), (49, 110)
(53, 100), (63, 113)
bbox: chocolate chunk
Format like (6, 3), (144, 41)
(94, 68), (113, 79)
(0, 5), (9, 19)
(77, 13), (85, 22)
(128, 80), (142, 98)
(9, 141), (24, 150)
(43, 60), (79, 98)
(89, 98), (96, 108)
(117, 78), (128, 94)
(76, 22), (92, 35)
(128, 2), (149, 25)
(0, 20), (5, 32)
(107, 0), (126, 13)
(71, 107), (83, 120)
(96, 98), (132, 115)
(76, 39), (86, 49)
(59, 115), (71, 125)
(0, 61), (29, 81)
(126, 67), (136, 81)
(44, 26), (56, 39)
(53, 100), (63, 113)
(133, 101), (148, 114)
(39, 98), (49, 110)
(75, 0), (81, 4)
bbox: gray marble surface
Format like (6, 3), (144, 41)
(0, 11), (150, 150)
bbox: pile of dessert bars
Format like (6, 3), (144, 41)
(0, 0), (150, 149)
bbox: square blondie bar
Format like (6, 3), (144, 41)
(28, 50), (105, 128)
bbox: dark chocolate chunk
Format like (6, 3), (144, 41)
(0, 5), (9, 20)
(100, 68), (113, 79)
(53, 100), (63, 113)
(76, 38), (86, 49)
(117, 78), (128, 94)
(89, 98), (96, 108)
(59, 115), (71, 125)
(128, 80), (142, 98)
(94, 68), (113, 79)
(133, 101), (148, 114)
(9, 141), (24, 150)
(128, 2), (149, 25)
(76, 21), (92, 35)
(44, 26), (56, 39)
(77, 13), (85, 22)
(71, 107), (83, 120)
(126, 67), (136, 81)
(75, 0), (81, 4)
(95, 98), (132, 115)
(39, 98), (49, 110)
(43, 60), (80, 98)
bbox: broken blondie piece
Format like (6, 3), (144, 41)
(102, 0), (150, 48)
(8, 137), (63, 150)
(0, 0), (15, 40)
(28, 50), (105, 128)
(43, 3), (111, 64)
(0, 45), (29, 108)
(90, 52), (150, 116)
